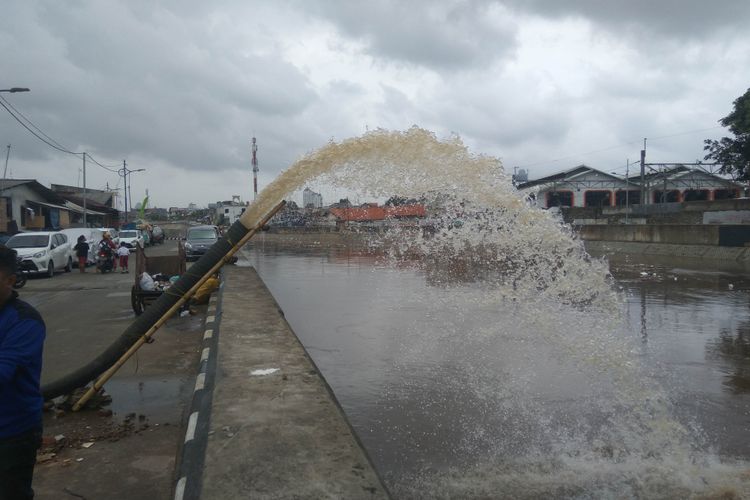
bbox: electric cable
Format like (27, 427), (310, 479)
(0, 99), (80, 155)
(0, 96), (124, 176)
(0, 95), (74, 153)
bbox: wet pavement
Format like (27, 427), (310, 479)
(27, 240), (205, 500)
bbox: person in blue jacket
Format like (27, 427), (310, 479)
(0, 246), (46, 500)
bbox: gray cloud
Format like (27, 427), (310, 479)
(1, 0), (748, 207)
(499, 0), (750, 38)
(299, 0), (519, 70)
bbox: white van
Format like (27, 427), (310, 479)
(61, 228), (98, 265)
(7, 231), (74, 277)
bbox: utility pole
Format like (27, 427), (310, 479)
(625, 159), (630, 224)
(640, 138), (647, 205)
(82, 152), (87, 227)
(251, 136), (259, 200)
(121, 160), (128, 223)
(3, 145), (10, 180)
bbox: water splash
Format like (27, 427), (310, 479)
(242, 127), (750, 498)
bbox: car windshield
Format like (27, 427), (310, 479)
(120, 231), (138, 238)
(7, 234), (50, 248)
(188, 229), (216, 240)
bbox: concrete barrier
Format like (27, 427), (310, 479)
(199, 266), (388, 499)
(578, 224), (721, 245)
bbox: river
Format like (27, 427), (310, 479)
(240, 242), (750, 499)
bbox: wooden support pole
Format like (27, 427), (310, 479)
(73, 200), (285, 411)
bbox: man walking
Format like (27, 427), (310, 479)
(0, 246), (46, 500)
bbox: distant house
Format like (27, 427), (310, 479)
(641, 166), (744, 203)
(0, 179), (74, 232)
(517, 164), (745, 209)
(214, 195), (247, 225)
(517, 165), (637, 208)
(50, 183), (119, 227)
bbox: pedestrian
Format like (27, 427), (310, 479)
(0, 246), (46, 500)
(117, 242), (130, 273)
(73, 235), (89, 273)
(107, 234), (118, 272)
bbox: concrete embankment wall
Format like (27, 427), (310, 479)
(578, 224), (750, 247)
(584, 240), (750, 266)
(200, 266), (388, 499)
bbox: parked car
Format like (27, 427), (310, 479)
(0, 233), (12, 246)
(7, 231), (73, 277)
(61, 228), (98, 265)
(184, 225), (219, 261)
(118, 229), (144, 252)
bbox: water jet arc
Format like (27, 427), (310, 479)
(41, 201), (285, 401)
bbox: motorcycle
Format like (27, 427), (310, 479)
(97, 247), (115, 273)
(13, 256), (27, 289)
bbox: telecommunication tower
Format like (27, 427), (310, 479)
(251, 137), (259, 200)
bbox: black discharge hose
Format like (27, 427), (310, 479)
(41, 220), (251, 400)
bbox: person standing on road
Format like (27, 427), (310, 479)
(0, 246), (46, 500)
(117, 242), (130, 274)
(73, 235), (89, 273)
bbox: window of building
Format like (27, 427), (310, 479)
(714, 188), (740, 200)
(546, 191), (573, 208)
(584, 190), (612, 207)
(614, 190), (640, 206)
(652, 190), (680, 203)
(683, 189), (710, 202)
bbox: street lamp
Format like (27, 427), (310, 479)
(118, 162), (145, 223)
(0, 88), (30, 93)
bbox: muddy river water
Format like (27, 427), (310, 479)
(241, 244), (750, 498)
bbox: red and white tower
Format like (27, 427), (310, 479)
(251, 136), (259, 200)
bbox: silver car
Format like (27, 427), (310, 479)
(184, 225), (219, 261)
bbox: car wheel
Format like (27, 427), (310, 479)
(65, 256), (73, 272)
(47, 260), (55, 278)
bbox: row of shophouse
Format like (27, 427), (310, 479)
(0, 179), (119, 233)
(517, 165), (745, 209)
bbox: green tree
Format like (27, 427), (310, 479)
(704, 87), (750, 181)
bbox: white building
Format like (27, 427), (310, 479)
(518, 165), (637, 208)
(303, 188), (323, 209)
(517, 164), (744, 209)
(215, 195), (247, 224)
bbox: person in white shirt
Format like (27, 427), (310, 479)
(116, 243), (130, 273)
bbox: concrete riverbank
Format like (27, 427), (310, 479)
(198, 266), (388, 499)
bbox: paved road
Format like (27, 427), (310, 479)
(28, 238), (205, 500)
(17, 241), (181, 383)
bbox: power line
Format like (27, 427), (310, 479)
(0, 95), (122, 174)
(0, 95), (73, 152)
(0, 98), (80, 155)
(86, 153), (120, 173)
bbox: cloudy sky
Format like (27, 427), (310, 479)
(2, 0), (749, 208)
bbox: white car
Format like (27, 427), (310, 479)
(7, 231), (74, 277)
(118, 229), (144, 252)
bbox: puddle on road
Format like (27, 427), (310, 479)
(103, 376), (190, 423)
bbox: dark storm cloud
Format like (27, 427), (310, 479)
(0, 1), (317, 172)
(499, 0), (750, 38)
(299, 0), (518, 70)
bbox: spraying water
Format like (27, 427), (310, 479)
(241, 127), (750, 498)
